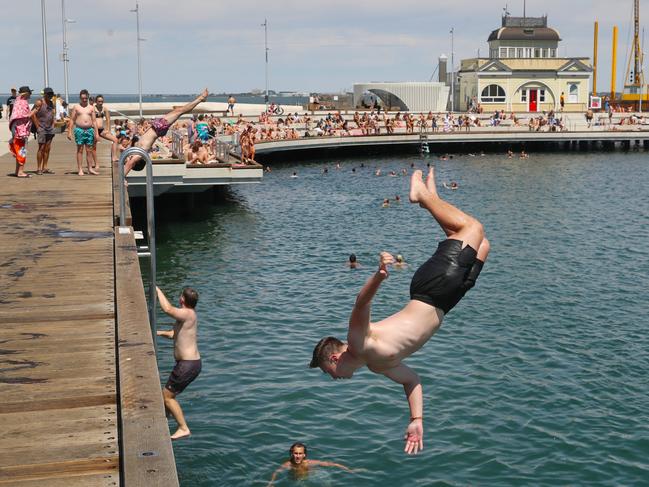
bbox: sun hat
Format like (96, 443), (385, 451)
(43, 87), (54, 95)
(18, 86), (33, 95)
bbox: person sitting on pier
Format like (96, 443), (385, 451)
(122, 89), (208, 175)
(266, 442), (354, 486)
(156, 286), (202, 440)
(309, 167), (489, 455)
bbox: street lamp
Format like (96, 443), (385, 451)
(61, 0), (75, 104)
(130, 2), (146, 119)
(261, 19), (269, 111)
(41, 0), (50, 87)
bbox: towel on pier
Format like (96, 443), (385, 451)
(9, 98), (32, 140)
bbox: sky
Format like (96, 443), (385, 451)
(0, 0), (643, 95)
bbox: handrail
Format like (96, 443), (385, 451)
(170, 130), (184, 159)
(117, 146), (157, 352)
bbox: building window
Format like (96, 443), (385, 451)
(525, 48), (532, 58)
(521, 89), (527, 102)
(481, 84), (506, 103)
(550, 48), (557, 58)
(499, 47), (507, 58)
(508, 47), (516, 58)
(534, 48), (541, 58)
(517, 48), (524, 58)
(569, 83), (579, 102)
(539, 89), (546, 102)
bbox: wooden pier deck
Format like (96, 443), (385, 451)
(0, 138), (177, 486)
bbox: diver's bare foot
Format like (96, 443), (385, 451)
(88, 168), (99, 175)
(198, 88), (209, 102)
(171, 427), (191, 440)
(409, 170), (429, 204)
(78, 170), (85, 176)
(425, 167), (438, 196)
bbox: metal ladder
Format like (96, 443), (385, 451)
(117, 147), (158, 351)
(419, 129), (430, 153)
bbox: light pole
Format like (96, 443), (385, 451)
(41, 0), (50, 87)
(61, 0), (75, 104)
(450, 28), (455, 113)
(131, 2), (145, 119)
(261, 19), (269, 111)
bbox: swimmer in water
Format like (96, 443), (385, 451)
(375, 168), (382, 176)
(291, 171), (298, 178)
(395, 195), (401, 203)
(348, 254), (360, 269)
(266, 443), (353, 486)
(443, 181), (459, 190)
(520, 150), (529, 159)
(382, 198), (390, 208)
(309, 168), (489, 455)
(393, 254), (408, 269)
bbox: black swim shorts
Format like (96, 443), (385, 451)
(409, 239), (484, 314)
(165, 359), (202, 395)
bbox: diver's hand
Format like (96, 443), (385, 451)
(404, 418), (424, 455)
(378, 252), (394, 278)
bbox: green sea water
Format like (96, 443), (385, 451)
(151, 149), (649, 486)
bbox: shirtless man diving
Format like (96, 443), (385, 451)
(68, 89), (99, 175)
(122, 89), (209, 175)
(156, 286), (202, 440)
(310, 168), (490, 455)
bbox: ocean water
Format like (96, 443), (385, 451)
(152, 149), (649, 486)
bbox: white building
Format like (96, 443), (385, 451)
(353, 82), (450, 112)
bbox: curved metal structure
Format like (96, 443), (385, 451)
(118, 146), (157, 349)
(353, 82), (450, 112)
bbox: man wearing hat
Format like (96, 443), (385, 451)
(9, 86), (35, 177)
(31, 87), (57, 174)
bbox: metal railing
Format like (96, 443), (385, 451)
(212, 137), (234, 162)
(171, 130), (184, 159)
(118, 146), (157, 351)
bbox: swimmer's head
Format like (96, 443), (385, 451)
(349, 254), (357, 263)
(396, 255), (403, 263)
(289, 443), (307, 464)
(181, 287), (199, 309)
(310, 336), (349, 379)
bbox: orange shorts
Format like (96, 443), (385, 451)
(9, 138), (27, 165)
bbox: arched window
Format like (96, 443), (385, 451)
(568, 83), (579, 103)
(481, 84), (506, 103)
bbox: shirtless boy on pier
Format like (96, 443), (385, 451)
(310, 168), (490, 455)
(68, 89), (99, 175)
(156, 286), (202, 440)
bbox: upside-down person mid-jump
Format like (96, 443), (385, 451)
(310, 168), (490, 455)
(122, 89), (209, 175)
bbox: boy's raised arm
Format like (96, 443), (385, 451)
(348, 252), (394, 332)
(156, 286), (191, 322)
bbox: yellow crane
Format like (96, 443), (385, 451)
(621, 0), (648, 103)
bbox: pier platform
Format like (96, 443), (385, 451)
(253, 127), (649, 156)
(0, 139), (178, 486)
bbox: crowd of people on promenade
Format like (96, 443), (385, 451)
(7, 83), (649, 177)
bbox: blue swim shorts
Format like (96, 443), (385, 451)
(74, 126), (95, 146)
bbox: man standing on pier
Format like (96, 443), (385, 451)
(68, 89), (99, 175)
(156, 286), (202, 440)
(310, 168), (490, 455)
(31, 87), (56, 175)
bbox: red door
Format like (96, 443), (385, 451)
(529, 89), (538, 112)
